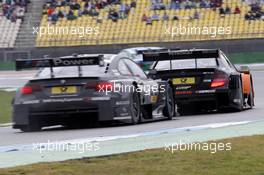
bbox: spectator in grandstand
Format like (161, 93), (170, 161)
(162, 12), (169, 20)
(67, 9), (77, 20)
(70, 1), (80, 10)
(225, 6), (231, 14)
(16, 6), (25, 20)
(151, 11), (160, 21)
(151, 0), (166, 10)
(193, 11), (200, 19)
(119, 2), (126, 18)
(146, 17), (153, 25)
(142, 13), (148, 22)
(170, 0), (181, 10)
(173, 14), (179, 20)
(57, 9), (64, 18)
(78, 8), (82, 17)
(108, 8), (119, 22)
(219, 7), (225, 17)
(89, 9), (99, 17)
(234, 6), (241, 14)
(47, 6), (55, 16)
(51, 11), (58, 23)
(131, 0), (136, 8)
(183, 0), (193, 9)
(200, 0), (210, 8)
(10, 12), (17, 22)
(124, 3), (131, 17)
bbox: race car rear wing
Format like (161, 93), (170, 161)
(143, 49), (220, 62)
(16, 55), (104, 77)
(137, 48), (180, 55)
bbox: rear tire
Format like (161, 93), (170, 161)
(163, 85), (175, 119)
(247, 83), (254, 109)
(130, 91), (141, 124)
(232, 80), (244, 112)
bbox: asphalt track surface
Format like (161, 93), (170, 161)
(0, 71), (263, 147)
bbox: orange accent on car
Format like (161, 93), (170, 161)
(241, 73), (251, 95)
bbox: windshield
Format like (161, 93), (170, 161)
(35, 65), (107, 79)
(155, 58), (217, 70)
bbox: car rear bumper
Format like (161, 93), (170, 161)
(175, 89), (233, 107)
(12, 97), (132, 128)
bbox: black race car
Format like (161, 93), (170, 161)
(12, 54), (175, 132)
(143, 49), (255, 115)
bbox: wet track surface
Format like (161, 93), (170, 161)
(0, 71), (263, 146)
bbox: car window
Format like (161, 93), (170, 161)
(124, 59), (147, 79)
(155, 58), (217, 70)
(117, 59), (132, 76)
(218, 54), (232, 71)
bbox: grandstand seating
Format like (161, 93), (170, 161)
(36, 0), (264, 47)
(0, 0), (30, 48)
(0, 17), (21, 48)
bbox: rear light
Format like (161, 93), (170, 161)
(96, 81), (113, 91)
(211, 79), (226, 88)
(21, 86), (33, 94)
(85, 81), (113, 92)
(211, 72), (229, 88)
(20, 84), (41, 95)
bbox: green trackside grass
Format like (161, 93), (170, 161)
(0, 61), (15, 71)
(228, 52), (264, 64)
(0, 90), (15, 124)
(1, 135), (264, 175)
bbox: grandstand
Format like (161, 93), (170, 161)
(0, 17), (21, 48)
(0, 0), (263, 48)
(35, 0), (264, 47)
(0, 0), (30, 48)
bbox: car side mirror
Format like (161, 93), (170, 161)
(236, 65), (250, 74)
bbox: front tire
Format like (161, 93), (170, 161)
(163, 85), (175, 119)
(130, 91), (141, 124)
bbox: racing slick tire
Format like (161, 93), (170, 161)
(130, 90), (141, 124)
(232, 79), (244, 112)
(247, 82), (254, 109)
(162, 85), (175, 120)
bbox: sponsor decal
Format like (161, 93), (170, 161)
(116, 101), (130, 105)
(89, 97), (111, 101)
(203, 79), (212, 83)
(175, 86), (192, 90)
(175, 91), (193, 95)
(151, 95), (158, 103)
(233, 99), (241, 103)
(195, 90), (216, 94)
(53, 58), (97, 66)
(21, 100), (40, 104)
(42, 98), (83, 103)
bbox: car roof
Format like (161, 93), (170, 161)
(120, 47), (164, 54)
